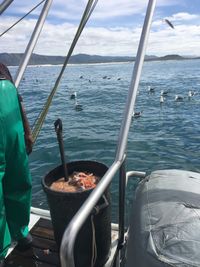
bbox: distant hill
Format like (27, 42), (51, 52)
(0, 53), (68, 66)
(0, 53), (135, 66)
(157, 54), (185, 61)
(0, 53), (196, 66)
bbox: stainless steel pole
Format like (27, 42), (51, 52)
(14, 0), (52, 88)
(60, 161), (121, 267)
(115, 0), (157, 162)
(59, 1), (157, 266)
(0, 0), (13, 15)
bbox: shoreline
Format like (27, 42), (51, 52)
(8, 57), (200, 68)
(2, 53), (200, 68)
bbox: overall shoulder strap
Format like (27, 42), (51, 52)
(0, 63), (13, 83)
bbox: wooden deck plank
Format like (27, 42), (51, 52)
(33, 218), (53, 230)
(4, 217), (118, 267)
(32, 235), (58, 252)
(31, 218), (55, 241)
(5, 255), (56, 267)
(5, 247), (60, 266)
(31, 226), (55, 240)
(5, 246), (60, 267)
(5, 218), (60, 267)
(6, 214), (40, 259)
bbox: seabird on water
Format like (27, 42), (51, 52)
(132, 111), (143, 118)
(175, 95), (183, 102)
(161, 90), (168, 96)
(188, 90), (195, 98)
(160, 95), (164, 104)
(70, 91), (77, 99)
(75, 99), (83, 111)
(147, 86), (155, 93)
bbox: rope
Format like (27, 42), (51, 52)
(0, 0), (46, 37)
(32, 0), (98, 144)
(90, 215), (97, 267)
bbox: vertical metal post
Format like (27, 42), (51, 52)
(14, 0), (52, 88)
(0, 0), (13, 15)
(59, 1), (157, 267)
(118, 159), (126, 247)
(115, 0), (157, 163)
(114, 0), (157, 263)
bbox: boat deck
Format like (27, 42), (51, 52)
(5, 217), (60, 267)
(4, 213), (119, 267)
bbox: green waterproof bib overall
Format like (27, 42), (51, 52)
(0, 79), (32, 259)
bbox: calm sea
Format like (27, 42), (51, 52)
(10, 59), (200, 222)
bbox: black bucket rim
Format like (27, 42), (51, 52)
(42, 160), (108, 196)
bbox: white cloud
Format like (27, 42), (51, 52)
(147, 23), (200, 56)
(2, 0), (180, 22)
(91, 0), (147, 19)
(168, 12), (200, 21)
(0, 14), (142, 56)
(1, 1), (200, 57)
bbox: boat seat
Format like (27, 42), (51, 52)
(126, 169), (200, 267)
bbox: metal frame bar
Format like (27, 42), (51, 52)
(60, 161), (121, 266)
(31, 206), (50, 219)
(14, 0), (52, 88)
(115, 0), (156, 162)
(118, 159), (126, 248)
(60, 1), (157, 266)
(0, 0), (13, 15)
(126, 170), (146, 184)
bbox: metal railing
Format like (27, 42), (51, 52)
(0, 0), (13, 15)
(2, 0), (156, 265)
(1, 0), (52, 87)
(59, 0), (157, 266)
(14, 0), (52, 88)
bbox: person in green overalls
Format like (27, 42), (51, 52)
(0, 63), (33, 266)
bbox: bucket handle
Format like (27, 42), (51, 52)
(54, 118), (69, 181)
(92, 194), (109, 215)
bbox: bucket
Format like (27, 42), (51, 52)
(42, 160), (111, 267)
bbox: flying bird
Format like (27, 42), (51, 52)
(163, 19), (174, 29)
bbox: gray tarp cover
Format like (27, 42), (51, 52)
(126, 169), (200, 267)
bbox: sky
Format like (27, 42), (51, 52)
(1, 0), (200, 57)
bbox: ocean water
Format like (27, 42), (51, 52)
(10, 59), (200, 223)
